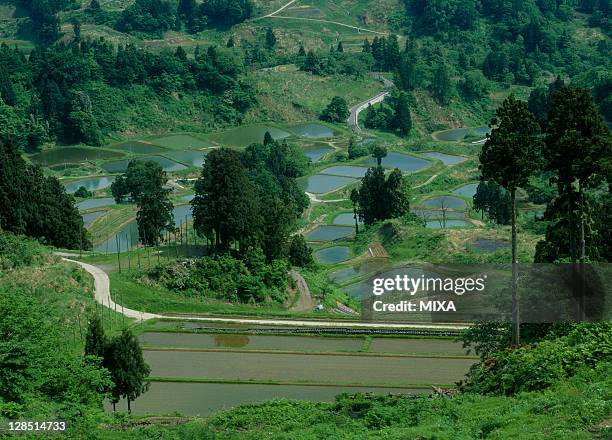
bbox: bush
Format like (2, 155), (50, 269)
(74, 186), (92, 198)
(0, 232), (47, 270)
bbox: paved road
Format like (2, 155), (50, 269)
(347, 73), (394, 132)
(60, 255), (468, 330)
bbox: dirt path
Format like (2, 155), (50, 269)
(414, 174), (439, 189)
(289, 269), (314, 312)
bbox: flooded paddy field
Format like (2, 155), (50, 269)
(314, 246), (352, 264)
(108, 382), (427, 416)
(369, 338), (469, 356)
(140, 332), (364, 352)
(144, 350), (475, 386)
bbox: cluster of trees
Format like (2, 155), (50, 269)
(192, 135), (309, 262)
(111, 160), (174, 246)
(17, 0), (79, 44)
(363, 92), (413, 136)
(320, 96), (349, 123)
(149, 251), (290, 303)
(362, 35), (401, 71)
(351, 166), (411, 226)
(0, 40), (254, 149)
(473, 181), (511, 225)
(479, 87), (611, 342)
(0, 139), (88, 249)
(84, 315), (150, 413)
(299, 46), (375, 77)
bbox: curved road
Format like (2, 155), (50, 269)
(60, 256), (467, 330)
(347, 73), (394, 132)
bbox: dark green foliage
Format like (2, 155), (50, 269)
(74, 186), (92, 199)
(0, 65), (16, 106)
(265, 27), (277, 50)
(463, 323), (611, 395)
(0, 140), (89, 250)
(136, 187), (174, 246)
(111, 160), (169, 204)
(0, 232), (47, 270)
(473, 181), (511, 225)
(430, 63), (453, 105)
(320, 96), (349, 123)
(392, 92), (412, 136)
(364, 92), (412, 136)
(371, 144), (387, 166)
(199, 0), (254, 26)
(105, 329), (150, 413)
(148, 253), (289, 303)
(288, 234), (313, 267)
(84, 314), (106, 359)
(116, 0), (175, 37)
(299, 48), (374, 77)
(354, 166), (411, 225)
(347, 138), (369, 160)
(459, 70), (489, 101)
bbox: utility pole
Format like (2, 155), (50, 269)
(115, 235), (121, 273)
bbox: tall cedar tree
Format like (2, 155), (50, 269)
(105, 329), (150, 413)
(192, 148), (261, 250)
(371, 144), (388, 166)
(393, 92), (412, 136)
(84, 314), (106, 360)
(137, 187), (174, 246)
(479, 95), (544, 345)
(265, 27), (277, 50)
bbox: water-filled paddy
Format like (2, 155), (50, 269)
(166, 150), (207, 167)
(329, 260), (389, 284)
(76, 197), (116, 211)
(369, 338), (469, 356)
(144, 350), (475, 385)
(108, 382), (426, 416)
(140, 332), (363, 352)
(110, 141), (168, 155)
(94, 221), (138, 253)
(305, 226), (354, 241)
(422, 196), (468, 210)
(101, 156), (187, 173)
(314, 246), (351, 264)
(332, 212), (362, 226)
(365, 152), (431, 173)
(31, 147), (123, 166)
(303, 146), (332, 162)
(423, 152), (467, 166)
(289, 123), (336, 138)
(412, 209), (465, 220)
(181, 194), (195, 202)
(434, 126), (490, 141)
(453, 183), (479, 198)
(208, 124), (291, 148)
(82, 210), (105, 227)
(302, 175), (357, 193)
(63, 176), (115, 193)
(426, 219), (472, 229)
(150, 134), (211, 149)
(320, 165), (369, 178)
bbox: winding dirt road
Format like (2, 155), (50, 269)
(60, 256), (468, 330)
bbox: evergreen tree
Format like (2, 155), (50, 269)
(297, 44), (306, 57)
(362, 38), (371, 53)
(431, 63), (453, 105)
(265, 27), (277, 50)
(479, 95), (544, 345)
(136, 187), (174, 246)
(337, 41), (344, 53)
(105, 329), (150, 413)
(288, 234), (313, 267)
(177, 0), (196, 24)
(0, 65), (17, 106)
(392, 92), (412, 136)
(226, 35), (235, 47)
(84, 314), (106, 360)
(384, 169), (410, 219)
(263, 131), (274, 146)
(356, 166), (387, 225)
(473, 181), (511, 225)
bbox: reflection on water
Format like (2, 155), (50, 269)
(214, 334), (250, 348)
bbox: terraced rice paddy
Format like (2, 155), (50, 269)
(166, 150), (207, 167)
(101, 156), (187, 173)
(365, 152), (431, 173)
(303, 146), (332, 161)
(140, 332), (363, 352)
(302, 174), (357, 193)
(144, 350), (475, 386)
(328, 260), (389, 284)
(314, 246), (351, 263)
(453, 183), (479, 198)
(471, 238), (509, 252)
(434, 127), (490, 141)
(108, 382), (424, 416)
(76, 197), (116, 210)
(149, 134), (211, 149)
(426, 219), (472, 229)
(63, 176), (115, 193)
(208, 124), (291, 148)
(31, 147), (123, 166)
(422, 196), (468, 210)
(110, 141), (168, 154)
(305, 225), (354, 241)
(423, 152), (468, 166)
(368, 338), (469, 356)
(332, 212), (362, 226)
(82, 210), (106, 227)
(320, 165), (369, 178)
(289, 123), (336, 138)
